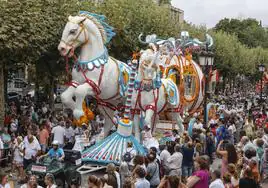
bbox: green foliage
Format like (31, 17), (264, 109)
(214, 18), (268, 48)
(159, 0), (172, 5)
(210, 30), (268, 78)
(0, 0), (82, 65)
(1, 0), (268, 87)
(93, 0), (180, 60)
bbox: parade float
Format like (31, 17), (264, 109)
(58, 11), (213, 164)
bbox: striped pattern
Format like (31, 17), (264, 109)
(124, 60), (138, 119)
(82, 132), (145, 165)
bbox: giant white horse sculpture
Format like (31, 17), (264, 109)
(58, 11), (130, 136)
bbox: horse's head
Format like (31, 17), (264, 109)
(58, 15), (90, 57)
(58, 12), (115, 57)
(138, 49), (160, 80)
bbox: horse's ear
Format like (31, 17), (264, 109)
(68, 16), (73, 22)
(77, 17), (87, 25)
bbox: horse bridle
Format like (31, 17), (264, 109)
(60, 20), (89, 54)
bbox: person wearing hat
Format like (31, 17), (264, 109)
(39, 140), (65, 161)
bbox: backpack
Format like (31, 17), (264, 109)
(123, 149), (133, 162)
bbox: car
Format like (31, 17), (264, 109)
(26, 150), (82, 187)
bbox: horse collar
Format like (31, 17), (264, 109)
(74, 48), (109, 71)
(134, 78), (162, 91)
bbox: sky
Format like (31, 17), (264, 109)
(172, 0), (268, 28)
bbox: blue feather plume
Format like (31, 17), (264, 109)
(79, 11), (116, 44)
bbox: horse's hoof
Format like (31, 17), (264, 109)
(73, 109), (84, 119)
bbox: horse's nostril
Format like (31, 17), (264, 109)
(60, 47), (66, 52)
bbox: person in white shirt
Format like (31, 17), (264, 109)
(167, 144), (183, 176)
(159, 145), (171, 175)
(209, 169), (224, 188)
(23, 131), (41, 169)
(65, 121), (75, 147)
(51, 121), (66, 148)
(193, 118), (203, 130)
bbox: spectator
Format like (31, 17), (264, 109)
(146, 153), (160, 188)
(39, 124), (49, 154)
(167, 145), (183, 176)
(216, 140), (238, 176)
(227, 163), (239, 188)
(181, 141), (194, 179)
(10, 117), (18, 136)
(100, 177), (113, 188)
(133, 155), (146, 173)
(159, 145), (170, 175)
(209, 169), (224, 188)
(122, 178), (134, 188)
(133, 166), (150, 188)
(12, 136), (24, 181)
(205, 131), (215, 163)
(239, 167), (258, 188)
(255, 139), (264, 173)
(104, 163), (120, 188)
(125, 142), (136, 164)
(44, 173), (57, 188)
(0, 134), (4, 163)
(262, 127), (268, 147)
(223, 172), (233, 188)
(20, 175), (42, 188)
(1, 127), (11, 150)
(0, 173), (11, 188)
(194, 143), (203, 159)
(23, 131), (41, 169)
(64, 120), (75, 149)
(119, 159), (130, 186)
(186, 156), (210, 188)
(88, 175), (101, 188)
(158, 175), (186, 188)
(51, 120), (66, 148)
(249, 158), (260, 184)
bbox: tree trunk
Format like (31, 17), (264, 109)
(48, 77), (55, 111)
(0, 63), (5, 127)
(222, 76), (226, 94)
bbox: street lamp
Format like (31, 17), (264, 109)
(258, 63), (265, 103)
(198, 45), (214, 128)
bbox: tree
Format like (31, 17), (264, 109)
(0, 0), (83, 124)
(214, 18), (268, 48)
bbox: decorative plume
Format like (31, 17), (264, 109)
(79, 11), (116, 44)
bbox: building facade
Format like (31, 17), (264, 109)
(154, 0), (184, 24)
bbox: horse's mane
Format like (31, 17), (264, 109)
(78, 11), (115, 44)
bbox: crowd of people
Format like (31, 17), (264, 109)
(0, 90), (268, 188)
(0, 97), (105, 188)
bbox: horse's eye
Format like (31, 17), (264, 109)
(69, 29), (77, 35)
